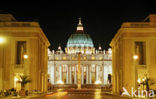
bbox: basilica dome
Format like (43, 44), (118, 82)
(66, 18), (95, 54)
(67, 31), (94, 48)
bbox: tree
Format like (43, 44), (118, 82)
(140, 74), (155, 91)
(18, 75), (31, 96)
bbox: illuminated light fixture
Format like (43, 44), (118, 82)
(63, 57), (66, 60)
(56, 80), (64, 84)
(24, 54), (28, 59)
(133, 55), (138, 60)
(99, 57), (102, 60)
(108, 48), (112, 54)
(137, 78), (141, 83)
(14, 77), (19, 82)
(84, 56), (86, 60)
(95, 80), (102, 84)
(72, 57), (75, 60)
(0, 37), (5, 43)
(99, 46), (102, 50)
(58, 46), (61, 50)
(91, 56), (95, 60)
(56, 57), (59, 60)
(77, 27), (83, 31)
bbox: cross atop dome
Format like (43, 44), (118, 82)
(78, 17), (82, 25)
(77, 17), (84, 31)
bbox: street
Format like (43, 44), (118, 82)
(29, 92), (129, 99)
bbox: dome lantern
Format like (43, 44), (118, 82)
(77, 17), (84, 31)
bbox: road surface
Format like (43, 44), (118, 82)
(29, 92), (129, 99)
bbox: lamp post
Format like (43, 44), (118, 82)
(77, 52), (81, 89)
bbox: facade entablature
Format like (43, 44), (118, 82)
(0, 22), (40, 27)
(122, 22), (156, 28)
(48, 53), (112, 61)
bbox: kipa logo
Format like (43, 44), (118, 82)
(121, 87), (155, 98)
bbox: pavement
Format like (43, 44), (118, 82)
(29, 89), (130, 99)
(0, 92), (52, 99)
(30, 92), (129, 99)
(0, 90), (155, 99)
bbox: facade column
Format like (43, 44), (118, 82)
(81, 66), (84, 84)
(86, 66), (88, 84)
(68, 65), (70, 84)
(0, 68), (2, 90)
(69, 66), (72, 84)
(66, 65), (68, 84)
(104, 65), (107, 84)
(102, 65), (104, 84)
(51, 65), (55, 84)
(88, 65), (91, 84)
(68, 65), (71, 84)
(44, 74), (47, 92)
(74, 65), (77, 84)
(96, 65), (98, 81)
(54, 65), (57, 84)
(59, 65), (62, 81)
(41, 73), (44, 92)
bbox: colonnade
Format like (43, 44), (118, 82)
(50, 64), (111, 85)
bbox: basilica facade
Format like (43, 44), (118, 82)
(48, 18), (112, 86)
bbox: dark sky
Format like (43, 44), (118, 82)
(1, 1), (156, 50)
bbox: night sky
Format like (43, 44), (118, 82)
(1, 1), (156, 51)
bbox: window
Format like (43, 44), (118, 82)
(134, 42), (146, 65)
(16, 41), (26, 64)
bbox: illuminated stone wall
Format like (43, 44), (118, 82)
(0, 14), (50, 92)
(110, 14), (156, 95)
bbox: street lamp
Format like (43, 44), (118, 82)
(24, 54), (28, 59)
(22, 54), (28, 68)
(56, 80), (64, 84)
(95, 80), (102, 84)
(137, 78), (141, 84)
(133, 55), (138, 60)
(0, 37), (5, 44)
